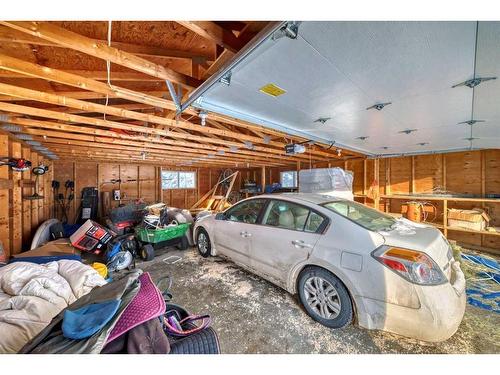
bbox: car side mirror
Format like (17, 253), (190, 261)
(215, 212), (226, 221)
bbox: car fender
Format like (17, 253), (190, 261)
(286, 257), (364, 299)
(193, 215), (218, 255)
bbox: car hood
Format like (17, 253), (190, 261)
(378, 218), (452, 271)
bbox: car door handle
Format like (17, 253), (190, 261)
(240, 231), (252, 238)
(292, 240), (313, 249)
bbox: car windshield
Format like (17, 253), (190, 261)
(322, 200), (396, 232)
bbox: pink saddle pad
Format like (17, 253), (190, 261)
(106, 272), (166, 343)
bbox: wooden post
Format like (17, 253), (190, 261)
(261, 166), (266, 193)
(443, 199), (448, 237)
(385, 158), (391, 213)
(410, 156), (415, 193)
(296, 161), (301, 189)
(0, 135), (10, 257)
(10, 141), (22, 254)
(21, 147), (31, 249)
(374, 159), (380, 211)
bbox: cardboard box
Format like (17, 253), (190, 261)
(70, 220), (115, 254)
(447, 208), (490, 231)
(13, 238), (78, 258)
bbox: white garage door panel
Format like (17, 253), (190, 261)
(195, 21), (500, 156)
(299, 22), (476, 100)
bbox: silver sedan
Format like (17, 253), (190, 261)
(193, 193), (466, 342)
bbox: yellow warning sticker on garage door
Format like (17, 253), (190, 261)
(259, 83), (286, 97)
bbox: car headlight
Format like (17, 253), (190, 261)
(372, 246), (446, 285)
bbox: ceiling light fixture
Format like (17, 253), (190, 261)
(417, 142), (429, 146)
(366, 102), (392, 111)
(381, 146), (389, 150)
(356, 136), (369, 141)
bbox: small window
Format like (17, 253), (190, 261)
(280, 170), (297, 188)
(262, 200), (311, 231)
(162, 171), (196, 189)
(305, 212), (325, 233)
(226, 199), (266, 224)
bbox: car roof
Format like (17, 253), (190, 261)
(251, 193), (348, 206)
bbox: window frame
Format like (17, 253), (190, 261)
(321, 200), (396, 233)
(224, 198), (268, 225)
(161, 170), (196, 190)
(258, 198), (329, 234)
(280, 170), (298, 188)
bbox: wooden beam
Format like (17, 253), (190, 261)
(0, 72), (332, 161)
(0, 26), (212, 62)
(0, 97), (326, 163)
(18, 121), (290, 166)
(0, 21), (202, 89)
(0, 70), (164, 82)
(0, 56), (361, 159)
(177, 21), (245, 53)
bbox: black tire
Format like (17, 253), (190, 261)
(140, 244), (155, 261)
(196, 228), (211, 258)
(297, 267), (353, 329)
(177, 235), (189, 250)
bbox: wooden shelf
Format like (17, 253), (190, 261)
(446, 226), (500, 237)
(380, 194), (500, 204)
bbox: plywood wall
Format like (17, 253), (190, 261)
(52, 161), (223, 223)
(0, 134), (53, 258)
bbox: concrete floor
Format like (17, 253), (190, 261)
(132, 247), (499, 354)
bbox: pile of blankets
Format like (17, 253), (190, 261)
(0, 260), (106, 353)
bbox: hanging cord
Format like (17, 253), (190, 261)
(104, 20), (113, 121)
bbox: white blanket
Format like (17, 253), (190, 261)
(0, 260), (106, 353)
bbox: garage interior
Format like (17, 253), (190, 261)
(0, 20), (499, 353)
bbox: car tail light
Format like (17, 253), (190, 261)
(372, 246), (446, 285)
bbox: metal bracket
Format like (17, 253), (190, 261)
(219, 71), (232, 86)
(314, 117), (331, 125)
(457, 119), (485, 126)
(272, 21), (301, 40)
(452, 77), (497, 88)
(166, 80), (181, 112)
(366, 102), (392, 111)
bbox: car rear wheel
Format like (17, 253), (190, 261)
(196, 228), (211, 258)
(298, 267), (353, 329)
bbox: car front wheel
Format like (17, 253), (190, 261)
(196, 228), (211, 258)
(298, 267), (353, 329)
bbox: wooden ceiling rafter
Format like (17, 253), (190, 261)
(0, 21), (202, 89)
(10, 117), (295, 165)
(0, 21), (365, 166)
(176, 21), (245, 54)
(0, 82), (339, 161)
(0, 26), (213, 61)
(34, 137), (288, 167)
